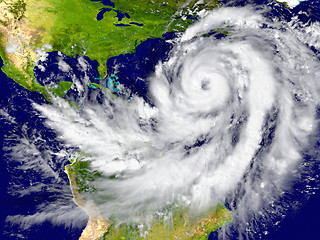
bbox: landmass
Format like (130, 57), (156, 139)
(0, 0), (218, 95)
(1, 0), (234, 238)
(65, 155), (111, 239)
(65, 154), (233, 240)
(275, 0), (303, 8)
(102, 204), (233, 240)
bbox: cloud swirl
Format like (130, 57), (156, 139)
(26, 6), (320, 238)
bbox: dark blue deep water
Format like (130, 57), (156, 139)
(215, 2), (320, 240)
(0, 57), (87, 239)
(1, 0), (320, 239)
(0, 32), (174, 239)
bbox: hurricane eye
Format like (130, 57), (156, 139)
(201, 79), (210, 90)
(6, 3), (320, 240)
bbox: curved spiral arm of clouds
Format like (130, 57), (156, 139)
(28, 6), (320, 239)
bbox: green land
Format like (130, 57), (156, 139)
(1, 1), (233, 239)
(65, 154), (233, 239)
(103, 204), (233, 240)
(0, 0), (218, 97)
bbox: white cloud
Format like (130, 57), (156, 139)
(27, 6), (320, 237)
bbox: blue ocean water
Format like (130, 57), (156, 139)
(0, 32), (174, 239)
(1, 0), (320, 239)
(213, 1), (320, 239)
(106, 32), (175, 101)
(266, 191), (320, 239)
(0, 57), (87, 239)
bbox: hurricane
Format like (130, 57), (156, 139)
(4, 3), (320, 240)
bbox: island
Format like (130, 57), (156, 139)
(0, 0), (233, 239)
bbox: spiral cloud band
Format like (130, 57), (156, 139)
(29, 6), (320, 238)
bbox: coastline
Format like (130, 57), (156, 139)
(65, 164), (111, 240)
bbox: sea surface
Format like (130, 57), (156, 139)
(1, 0), (320, 239)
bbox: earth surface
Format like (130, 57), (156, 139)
(1, 0), (320, 240)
